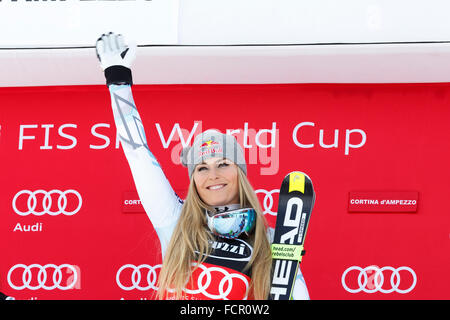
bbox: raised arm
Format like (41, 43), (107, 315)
(96, 32), (183, 256)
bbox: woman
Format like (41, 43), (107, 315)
(96, 32), (309, 300)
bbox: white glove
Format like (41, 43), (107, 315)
(96, 32), (136, 71)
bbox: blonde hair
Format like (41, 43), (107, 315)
(157, 167), (272, 300)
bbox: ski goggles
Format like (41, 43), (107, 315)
(206, 208), (256, 239)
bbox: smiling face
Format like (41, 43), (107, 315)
(192, 157), (240, 207)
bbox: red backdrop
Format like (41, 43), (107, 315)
(1, 83), (449, 299)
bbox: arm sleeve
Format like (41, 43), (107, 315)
(109, 84), (183, 257)
(291, 266), (310, 300)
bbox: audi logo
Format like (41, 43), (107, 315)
(116, 264), (161, 291)
(116, 263), (249, 300)
(12, 189), (82, 216)
(7, 264), (79, 290)
(342, 265), (417, 294)
(187, 263), (249, 300)
(255, 189), (279, 216)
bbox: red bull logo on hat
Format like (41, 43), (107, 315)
(199, 140), (222, 157)
(200, 140), (220, 148)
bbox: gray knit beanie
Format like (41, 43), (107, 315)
(180, 130), (246, 177)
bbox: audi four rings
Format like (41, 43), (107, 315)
(255, 189), (279, 216)
(7, 264), (78, 290)
(341, 266), (417, 294)
(116, 263), (249, 300)
(116, 264), (162, 292)
(12, 189), (82, 216)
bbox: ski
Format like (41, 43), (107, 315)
(269, 171), (315, 300)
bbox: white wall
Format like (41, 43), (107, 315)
(1, 0), (450, 86)
(178, 0), (450, 45)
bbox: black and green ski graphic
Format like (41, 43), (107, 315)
(270, 171), (315, 300)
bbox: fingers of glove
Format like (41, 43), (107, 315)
(117, 34), (127, 53)
(101, 32), (116, 54)
(95, 36), (105, 59)
(112, 32), (122, 53)
(105, 32), (115, 53)
(97, 36), (107, 56)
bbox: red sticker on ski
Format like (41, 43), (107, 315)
(348, 191), (418, 213)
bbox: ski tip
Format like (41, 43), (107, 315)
(284, 171), (312, 181)
(284, 171), (315, 195)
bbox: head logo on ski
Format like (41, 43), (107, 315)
(270, 171), (315, 300)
